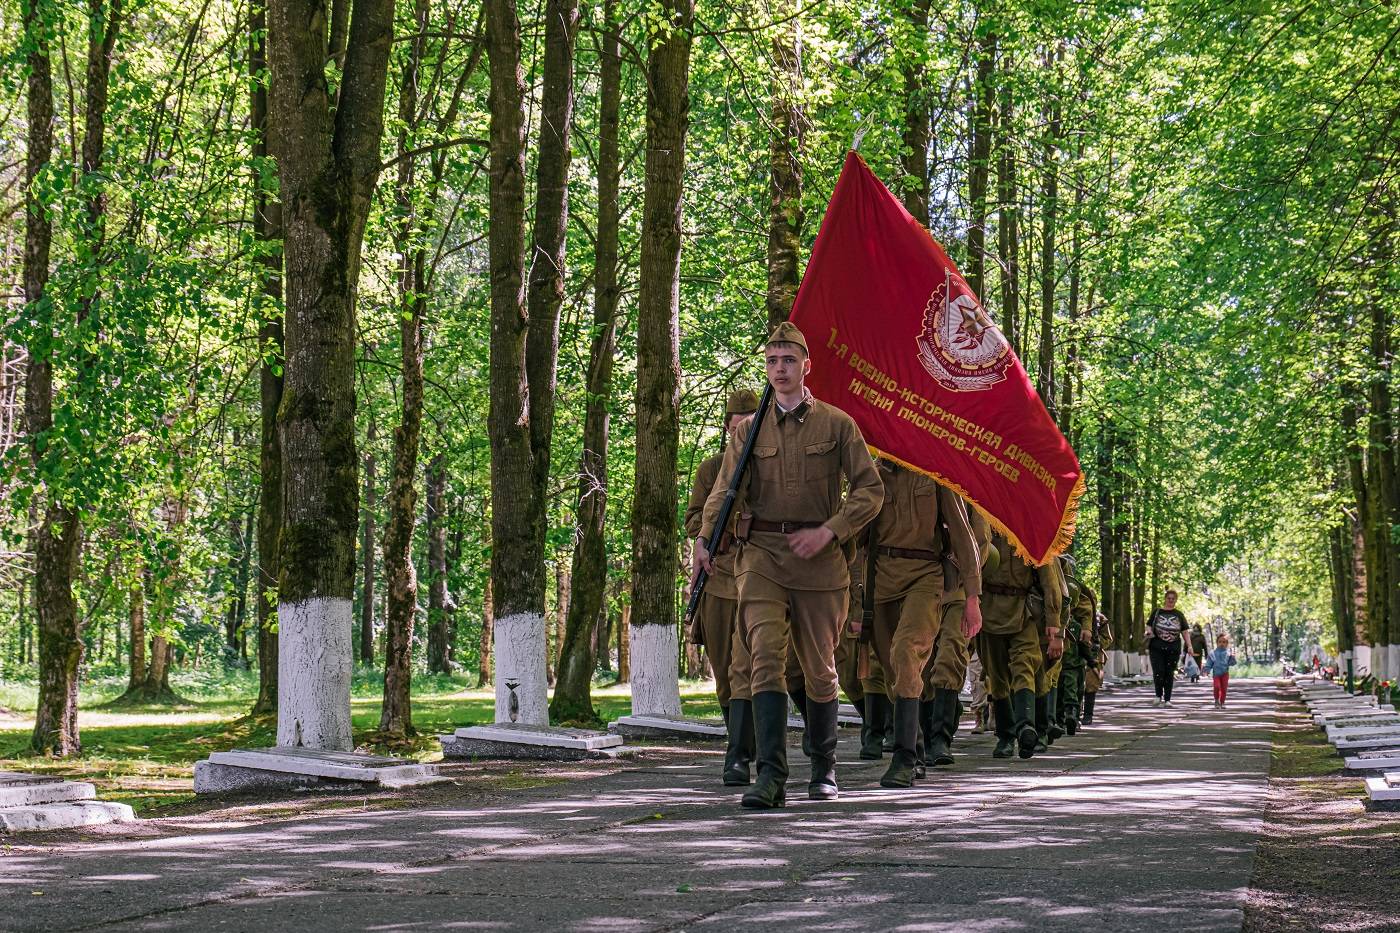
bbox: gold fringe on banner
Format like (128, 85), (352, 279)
(864, 444), (1083, 568)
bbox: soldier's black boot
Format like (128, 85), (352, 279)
(1082, 692), (1097, 725)
(926, 689), (957, 767)
(1047, 687), (1064, 742)
(723, 699), (754, 786)
(914, 699), (934, 777)
(1062, 688), (1080, 735)
(1014, 689), (1039, 759)
(789, 688), (811, 758)
(992, 697), (1017, 758)
(742, 692), (789, 809)
(806, 698), (840, 800)
(1032, 693), (1050, 752)
(860, 693), (889, 760)
(880, 697), (921, 788)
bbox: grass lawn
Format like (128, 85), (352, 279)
(0, 670), (724, 815)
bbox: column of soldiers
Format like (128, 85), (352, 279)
(689, 323), (1111, 810)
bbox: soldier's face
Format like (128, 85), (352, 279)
(765, 345), (809, 393)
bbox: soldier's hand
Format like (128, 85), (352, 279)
(961, 595), (983, 640)
(1047, 632), (1065, 660)
(788, 525), (836, 559)
(693, 538), (714, 579)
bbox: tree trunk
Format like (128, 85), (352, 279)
(226, 506), (254, 663)
(966, 30), (995, 302)
(900, 0), (931, 221)
(1059, 148), (1084, 436)
(268, 0), (395, 750)
(617, 599), (631, 684)
(551, 0), (621, 723)
(29, 0), (120, 757)
(630, 0), (693, 718)
(359, 415), (378, 665)
(766, 4), (803, 330)
(996, 74), (1018, 350)
(127, 574), (145, 692)
(426, 454), (454, 674)
(143, 636), (174, 699)
(1365, 197), (1396, 678)
(524, 0), (580, 563)
(595, 606), (612, 674)
(477, 576), (494, 688)
(485, 0), (549, 725)
(250, 0), (282, 717)
(1036, 45), (1061, 407)
(379, 0), (431, 738)
(900, 0), (931, 222)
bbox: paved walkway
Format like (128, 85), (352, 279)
(4, 680), (1281, 932)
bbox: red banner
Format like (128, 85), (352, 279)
(789, 151), (1083, 565)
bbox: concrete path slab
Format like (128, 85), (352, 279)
(2, 680), (1283, 932)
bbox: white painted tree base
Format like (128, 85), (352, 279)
(494, 612), (549, 726)
(277, 597), (353, 750)
(1354, 644), (1373, 677)
(629, 623), (682, 717)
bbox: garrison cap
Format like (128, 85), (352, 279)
(725, 388), (760, 415)
(765, 321), (809, 355)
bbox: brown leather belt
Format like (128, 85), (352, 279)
(876, 544), (941, 561)
(984, 582), (1030, 597)
(750, 519), (824, 534)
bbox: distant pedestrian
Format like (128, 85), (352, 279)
(1202, 634), (1237, 708)
(1190, 623), (1208, 662)
(1145, 589), (1193, 707)
(1183, 652), (1201, 683)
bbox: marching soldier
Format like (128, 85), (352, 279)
(1082, 608), (1112, 725)
(1035, 554), (1076, 750)
(685, 388), (760, 785)
(837, 553), (893, 759)
(977, 533), (1063, 759)
(696, 322), (883, 809)
(914, 495), (993, 769)
(864, 459), (984, 788)
(1058, 575), (1097, 734)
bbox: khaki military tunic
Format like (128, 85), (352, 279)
(686, 453), (741, 705)
(867, 464), (983, 700)
(701, 394), (883, 702)
(976, 534), (1063, 698)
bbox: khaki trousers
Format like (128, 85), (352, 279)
(871, 576), (942, 700)
(921, 592), (971, 695)
(696, 592), (738, 707)
(738, 573), (844, 702)
(1036, 637), (1065, 696)
(978, 622), (1041, 699)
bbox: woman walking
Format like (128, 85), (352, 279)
(1145, 590), (1193, 707)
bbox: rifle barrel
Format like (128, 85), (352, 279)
(683, 383), (774, 624)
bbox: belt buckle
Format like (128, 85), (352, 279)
(779, 521), (794, 534)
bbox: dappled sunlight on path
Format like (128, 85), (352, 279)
(3, 680), (1283, 932)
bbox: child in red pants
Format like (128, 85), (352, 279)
(1202, 633), (1237, 708)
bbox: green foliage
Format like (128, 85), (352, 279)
(0, 0), (1393, 698)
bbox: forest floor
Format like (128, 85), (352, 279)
(0, 673), (722, 813)
(7, 679), (1390, 931)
